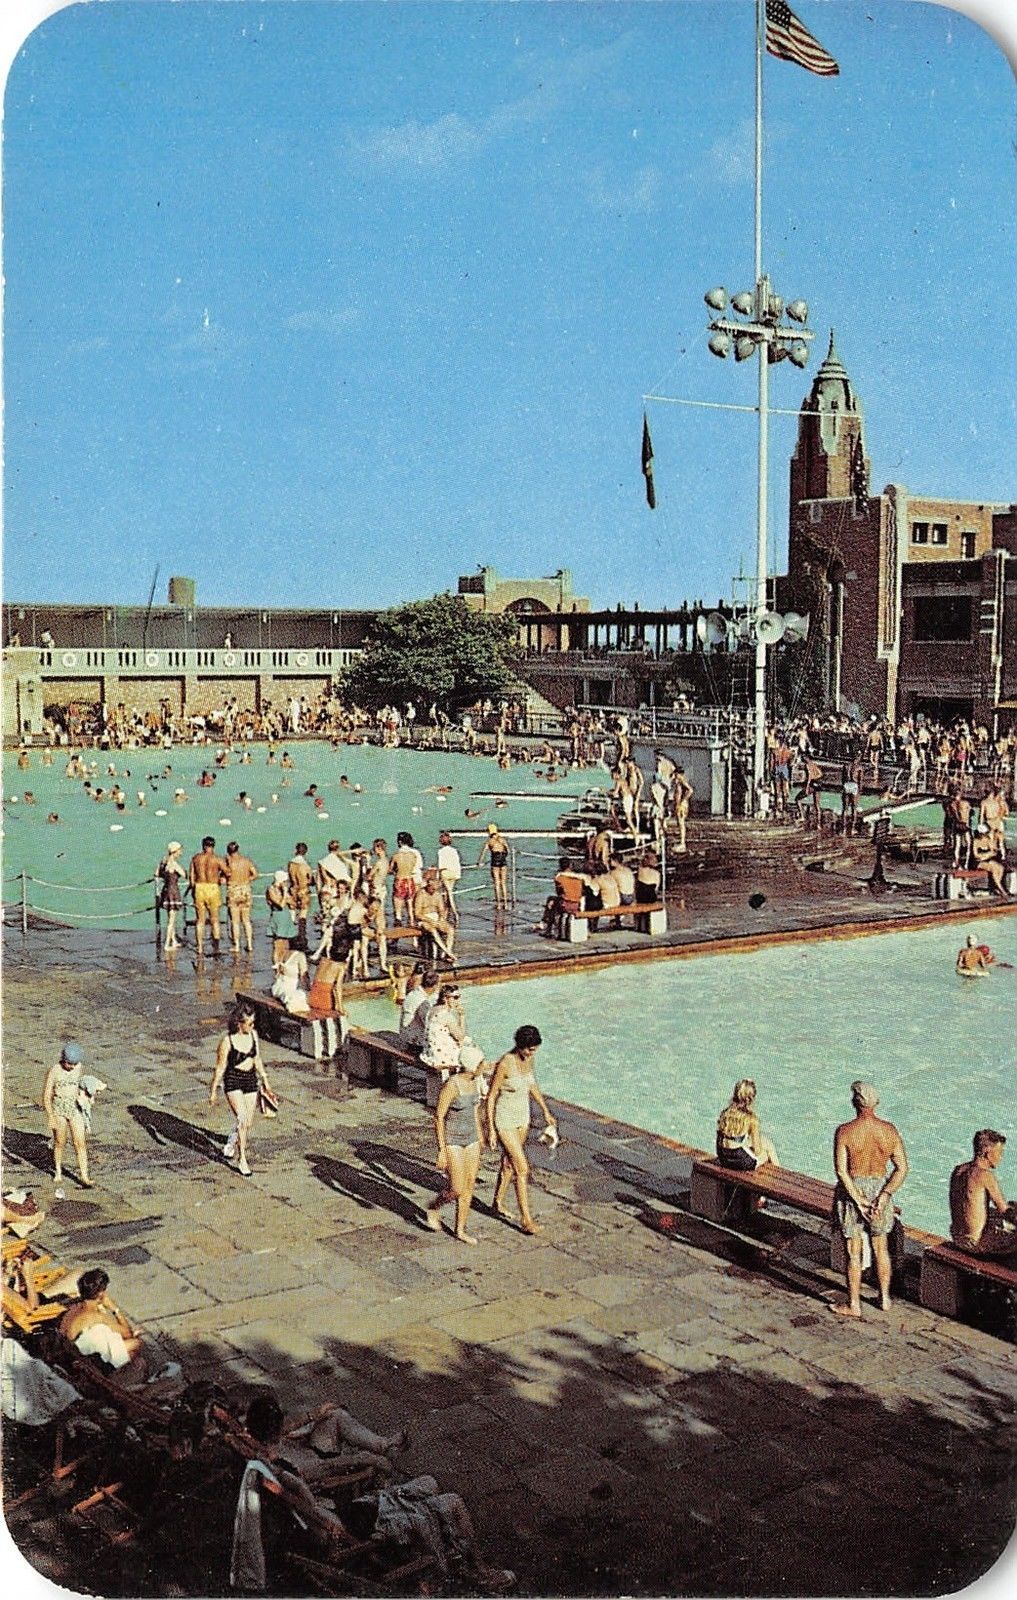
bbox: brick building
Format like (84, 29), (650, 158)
(785, 333), (1016, 728)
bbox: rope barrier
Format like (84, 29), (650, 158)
(22, 873), (156, 892)
(4, 900), (153, 922)
(22, 905), (154, 920)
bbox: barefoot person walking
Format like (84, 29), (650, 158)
(42, 1042), (91, 1198)
(486, 1025), (556, 1236)
(832, 1081), (908, 1319)
(424, 1043), (488, 1245)
(209, 1005), (273, 1177)
(157, 841), (186, 952)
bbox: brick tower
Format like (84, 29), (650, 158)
(789, 329), (869, 508)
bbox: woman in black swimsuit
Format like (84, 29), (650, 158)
(477, 822), (511, 910)
(209, 1005), (272, 1177)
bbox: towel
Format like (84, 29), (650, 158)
(229, 1458), (281, 1593)
(1, 1339), (81, 1426)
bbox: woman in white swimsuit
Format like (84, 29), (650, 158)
(485, 1025), (556, 1236)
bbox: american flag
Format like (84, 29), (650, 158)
(765, 0), (840, 77)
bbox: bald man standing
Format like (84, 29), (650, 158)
(832, 1081), (908, 1319)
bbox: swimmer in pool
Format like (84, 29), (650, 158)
(956, 935), (990, 979)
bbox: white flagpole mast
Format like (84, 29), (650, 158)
(752, 0), (769, 806)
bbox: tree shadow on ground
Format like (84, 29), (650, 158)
(126, 1104), (231, 1166)
(305, 1150), (427, 1224)
(7, 1306), (1016, 1600)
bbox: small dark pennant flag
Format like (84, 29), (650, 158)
(765, 0), (839, 77)
(641, 412), (656, 509)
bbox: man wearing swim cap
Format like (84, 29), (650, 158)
(832, 1081), (908, 1319)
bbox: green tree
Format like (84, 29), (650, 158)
(340, 593), (518, 714)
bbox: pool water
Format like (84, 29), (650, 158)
(350, 914), (1017, 1237)
(2, 743), (601, 923)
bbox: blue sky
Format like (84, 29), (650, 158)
(2, 1), (1015, 612)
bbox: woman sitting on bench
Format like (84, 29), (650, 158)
(715, 1079), (780, 1172)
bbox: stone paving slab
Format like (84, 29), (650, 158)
(3, 938), (1016, 1598)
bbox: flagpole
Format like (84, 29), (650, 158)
(752, 0), (769, 807)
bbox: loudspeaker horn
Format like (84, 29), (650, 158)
(756, 612), (785, 645)
(783, 611), (810, 643)
(704, 611), (728, 648)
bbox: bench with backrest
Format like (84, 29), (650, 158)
(688, 1157), (904, 1275)
(558, 900), (667, 943)
(234, 991), (347, 1062)
(919, 1240), (1017, 1324)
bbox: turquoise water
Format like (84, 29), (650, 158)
(2, 743), (599, 923)
(350, 914), (1017, 1237)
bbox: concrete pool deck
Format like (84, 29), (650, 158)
(3, 932), (1016, 1597)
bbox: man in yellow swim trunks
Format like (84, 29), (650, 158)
(189, 835), (228, 957)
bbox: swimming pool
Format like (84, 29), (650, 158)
(350, 913), (1017, 1237)
(2, 742), (599, 924)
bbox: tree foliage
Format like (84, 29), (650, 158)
(340, 593), (518, 714)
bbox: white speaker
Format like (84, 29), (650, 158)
(756, 612), (785, 645)
(783, 611), (810, 642)
(704, 611), (728, 648)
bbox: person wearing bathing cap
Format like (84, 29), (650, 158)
(956, 934), (992, 978)
(265, 869), (292, 939)
(831, 1080), (908, 1319)
(424, 1039), (488, 1245)
(157, 841), (186, 954)
(42, 1044), (91, 1198)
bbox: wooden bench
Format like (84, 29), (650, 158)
(932, 867), (990, 901)
(346, 1027), (421, 1094)
(689, 1158), (903, 1275)
(919, 1240), (1017, 1326)
(559, 901), (667, 943)
(235, 991), (347, 1062)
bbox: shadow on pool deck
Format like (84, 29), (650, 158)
(6, 1314), (1016, 1598)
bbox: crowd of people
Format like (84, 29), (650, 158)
(764, 710), (1017, 812)
(154, 825), (473, 988)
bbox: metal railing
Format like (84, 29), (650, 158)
(34, 646), (362, 676)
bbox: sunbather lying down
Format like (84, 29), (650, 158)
(283, 1400), (409, 1478)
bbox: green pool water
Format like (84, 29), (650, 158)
(350, 914), (1017, 1238)
(2, 742), (597, 923)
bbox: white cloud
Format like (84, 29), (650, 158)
(347, 33), (636, 175)
(705, 117), (755, 186)
(583, 163), (661, 215)
(349, 111), (487, 171)
(284, 306), (361, 337)
(65, 336), (109, 356)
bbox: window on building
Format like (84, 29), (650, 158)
(911, 522), (929, 545)
(931, 523), (948, 546)
(912, 595), (972, 642)
(960, 530), (977, 560)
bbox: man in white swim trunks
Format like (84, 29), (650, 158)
(832, 1081), (908, 1319)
